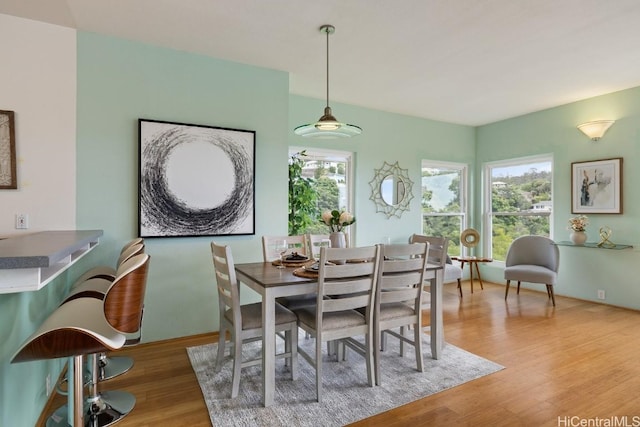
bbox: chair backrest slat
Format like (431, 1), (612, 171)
(377, 243), (429, 309)
(317, 246), (381, 320)
(307, 234), (331, 259)
(262, 235), (307, 262)
(409, 234), (447, 268)
(211, 242), (241, 325)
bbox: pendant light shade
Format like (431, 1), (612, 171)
(294, 25), (362, 139)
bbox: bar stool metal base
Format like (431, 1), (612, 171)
(98, 355), (134, 381)
(46, 390), (136, 427)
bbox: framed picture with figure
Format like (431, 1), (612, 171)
(571, 158), (622, 214)
(138, 119), (255, 237)
(0, 110), (17, 190)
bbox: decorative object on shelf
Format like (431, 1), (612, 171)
(571, 158), (622, 214)
(0, 110), (17, 189)
(294, 24), (362, 139)
(577, 120), (615, 141)
(567, 214), (588, 245)
(138, 119), (255, 237)
(569, 231), (587, 245)
(369, 161), (414, 218)
(597, 226), (616, 248)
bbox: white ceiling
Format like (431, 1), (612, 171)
(3, 0), (640, 126)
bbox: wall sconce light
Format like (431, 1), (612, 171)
(577, 120), (615, 141)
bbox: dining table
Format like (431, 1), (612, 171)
(234, 260), (444, 407)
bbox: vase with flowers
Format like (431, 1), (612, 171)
(321, 209), (356, 249)
(567, 215), (588, 245)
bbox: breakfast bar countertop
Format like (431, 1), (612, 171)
(0, 230), (103, 293)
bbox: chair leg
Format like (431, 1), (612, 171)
(85, 353), (135, 426)
(231, 334), (242, 398)
(288, 326), (299, 381)
(374, 325), (381, 386)
(414, 322), (424, 373)
(547, 284), (556, 306)
(365, 331), (374, 387)
(517, 281), (521, 294)
(215, 326), (226, 373)
(97, 354), (134, 381)
(505, 280), (511, 300)
(457, 279), (462, 298)
(316, 337), (323, 403)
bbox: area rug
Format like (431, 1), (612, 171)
(187, 333), (503, 426)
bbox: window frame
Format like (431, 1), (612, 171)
(420, 159), (468, 257)
(289, 146), (354, 238)
(482, 153), (554, 260)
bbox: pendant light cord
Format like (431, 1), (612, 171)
(325, 26), (330, 109)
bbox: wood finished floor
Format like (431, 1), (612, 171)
(41, 281), (640, 426)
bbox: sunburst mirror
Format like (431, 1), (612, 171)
(369, 161), (414, 218)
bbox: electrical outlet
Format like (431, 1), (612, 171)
(46, 374), (52, 396)
(597, 290), (606, 300)
(15, 213), (29, 229)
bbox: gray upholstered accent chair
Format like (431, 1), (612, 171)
(504, 235), (559, 306)
(292, 245), (382, 402)
(211, 242), (298, 398)
(374, 242), (429, 385)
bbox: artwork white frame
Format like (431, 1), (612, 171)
(138, 119), (255, 237)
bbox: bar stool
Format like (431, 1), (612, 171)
(66, 242), (145, 382)
(12, 253), (150, 427)
(70, 238), (143, 289)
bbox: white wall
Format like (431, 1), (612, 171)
(0, 14), (76, 237)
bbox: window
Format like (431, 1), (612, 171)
(484, 155), (553, 261)
(288, 147), (353, 236)
(421, 160), (467, 256)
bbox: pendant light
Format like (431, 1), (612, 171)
(294, 25), (362, 138)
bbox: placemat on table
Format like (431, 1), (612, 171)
(292, 267), (318, 278)
(272, 259), (313, 268)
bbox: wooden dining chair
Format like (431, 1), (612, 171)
(374, 242), (429, 385)
(409, 234), (452, 303)
(262, 235), (316, 310)
(211, 242), (299, 398)
(291, 245), (381, 402)
(306, 233), (331, 259)
(261, 235), (307, 262)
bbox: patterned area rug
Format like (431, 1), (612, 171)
(187, 333), (503, 426)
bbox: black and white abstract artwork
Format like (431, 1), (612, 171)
(138, 119), (255, 237)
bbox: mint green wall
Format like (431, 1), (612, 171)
(289, 95), (476, 246)
(476, 87), (640, 308)
(75, 31), (290, 342)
